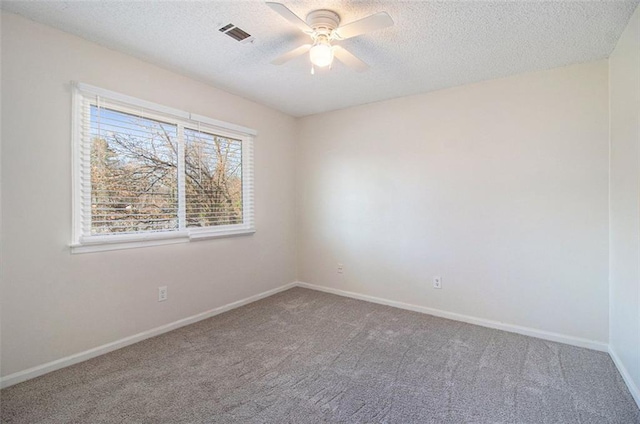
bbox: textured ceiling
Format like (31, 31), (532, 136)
(2, 1), (638, 117)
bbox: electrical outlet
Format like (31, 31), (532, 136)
(337, 263), (344, 274)
(433, 276), (442, 289)
(158, 286), (168, 302)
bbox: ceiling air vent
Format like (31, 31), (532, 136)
(219, 23), (254, 44)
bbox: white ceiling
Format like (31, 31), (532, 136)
(2, 1), (638, 117)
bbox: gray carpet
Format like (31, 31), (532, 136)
(1, 287), (639, 423)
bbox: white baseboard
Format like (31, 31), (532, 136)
(609, 346), (640, 409)
(0, 280), (627, 400)
(295, 281), (609, 353)
(0, 282), (297, 389)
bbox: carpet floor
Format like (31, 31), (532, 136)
(1, 287), (639, 423)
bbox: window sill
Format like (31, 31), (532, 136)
(71, 228), (255, 254)
(188, 228), (256, 241)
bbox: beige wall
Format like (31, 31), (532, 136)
(609, 3), (640, 400)
(297, 61), (610, 343)
(0, 12), (297, 377)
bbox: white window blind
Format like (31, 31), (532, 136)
(184, 126), (245, 227)
(72, 83), (255, 253)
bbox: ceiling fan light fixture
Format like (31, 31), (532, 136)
(309, 39), (333, 67)
(267, 3), (393, 73)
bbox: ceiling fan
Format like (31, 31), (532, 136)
(266, 2), (394, 74)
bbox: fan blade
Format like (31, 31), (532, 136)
(334, 12), (394, 40)
(272, 44), (312, 65)
(332, 46), (369, 72)
(266, 2), (312, 33)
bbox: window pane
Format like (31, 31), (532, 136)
(184, 128), (243, 227)
(90, 106), (179, 235)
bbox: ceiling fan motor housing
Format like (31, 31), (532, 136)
(306, 9), (341, 35)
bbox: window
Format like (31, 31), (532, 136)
(72, 83), (255, 253)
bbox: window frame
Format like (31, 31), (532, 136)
(71, 82), (256, 254)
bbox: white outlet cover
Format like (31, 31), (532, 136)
(158, 286), (168, 301)
(433, 276), (442, 289)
